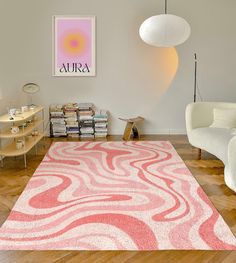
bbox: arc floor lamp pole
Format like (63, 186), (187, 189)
(194, 53), (197, 103)
(165, 0), (167, 14)
(193, 53), (201, 159)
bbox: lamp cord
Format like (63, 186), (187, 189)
(194, 53), (203, 102)
(165, 0), (167, 14)
(197, 81), (203, 101)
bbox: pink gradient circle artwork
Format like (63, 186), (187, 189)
(56, 18), (92, 68)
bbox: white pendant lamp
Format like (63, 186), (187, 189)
(139, 0), (191, 47)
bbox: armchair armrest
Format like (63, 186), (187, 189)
(225, 136), (236, 191)
(185, 102), (214, 133)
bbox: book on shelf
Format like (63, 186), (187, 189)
(50, 104), (64, 112)
(78, 103), (94, 109)
(66, 124), (79, 130)
(94, 110), (108, 138)
(51, 120), (65, 125)
(63, 103), (79, 136)
(50, 113), (64, 117)
(95, 123), (107, 128)
(80, 127), (94, 133)
(95, 128), (107, 133)
(79, 116), (93, 121)
(65, 118), (78, 122)
(64, 103), (79, 111)
(52, 127), (66, 132)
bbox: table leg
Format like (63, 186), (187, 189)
(132, 125), (140, 139)
(0, 156), (3, 168)
(123, 122), (133, 141)
(24, 154), (27, 168)
(198, 148), (202, 160)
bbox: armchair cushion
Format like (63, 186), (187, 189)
(210, 108), (236, 129)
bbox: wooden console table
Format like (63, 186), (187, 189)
(0, 107), (45, 168)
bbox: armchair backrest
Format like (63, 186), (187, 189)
(186, 102), (236, 132)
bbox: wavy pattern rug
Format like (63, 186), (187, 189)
(0, 141), (236, 250)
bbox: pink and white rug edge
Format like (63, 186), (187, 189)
(0, 141), (235, 251)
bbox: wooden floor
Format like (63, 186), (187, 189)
(0, 135), (236, 263)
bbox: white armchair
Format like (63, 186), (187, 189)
(186, 102), (236, 192)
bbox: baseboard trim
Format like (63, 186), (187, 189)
(110, 129), (187, 136)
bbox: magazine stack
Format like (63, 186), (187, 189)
(50, 104), (67, 137)
(94, 110), (108, 138)
(78, 103), (95, 139)
(64, 103), (79, 138)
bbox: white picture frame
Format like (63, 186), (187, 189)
(53, 15), (96, 77)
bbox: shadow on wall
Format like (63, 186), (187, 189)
(132, 47), (179, 135)
(151, 47), (179, 97)
(134, 46), (179, 112)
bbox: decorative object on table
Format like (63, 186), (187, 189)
(0, 107), (45, 168)
(16, 140), (22, 150)
(32, 130), (39, 136)
(15, 109), (22, 115)
(139, 0), (191, 47)
(119, 116), (144, 141)
(16, 140), (25, 150)
(26, 119), (33, 124)
(18, 122), (27, 129)
(10, 126), (19, 134)
(30, 106), (36, 110)
(21, 106), (29, 113)
(53, 16), (96, 77)
(8, 108), (16, 119)
(1, 141), (236, 250)
(22, 83), (40, 107)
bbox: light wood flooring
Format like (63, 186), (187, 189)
(0, 135), (236, 263)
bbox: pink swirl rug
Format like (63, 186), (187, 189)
(0, 141), (236, 250)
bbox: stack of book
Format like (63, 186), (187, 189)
(94, 110), (108, 138)
(50, 104), (67, 137)
(64, 103), (79, 138)
(78, 103), (95, 139)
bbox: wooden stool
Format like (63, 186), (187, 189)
(119, 116), (144, 141)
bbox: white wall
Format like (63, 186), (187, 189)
(0, 0), (236, 134)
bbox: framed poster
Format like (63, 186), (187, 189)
(53, 16), (96, 77)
